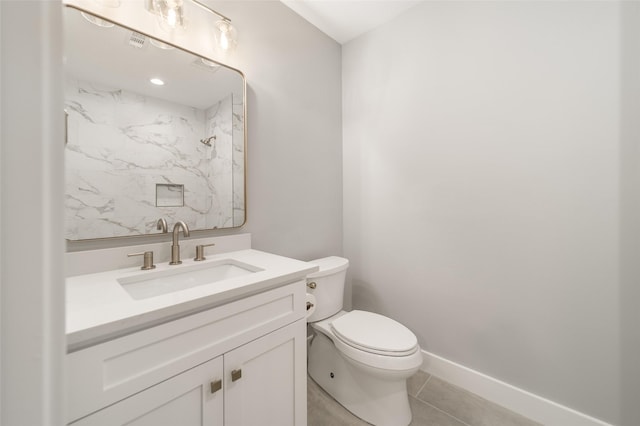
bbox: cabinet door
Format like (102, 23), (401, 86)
(224, 320), (307, 426)
(71, 356), (224, 426)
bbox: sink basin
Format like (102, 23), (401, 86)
(118, 259), (263, 300)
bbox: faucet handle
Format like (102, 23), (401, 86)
(128, 251), (156, 270)
(194, 243), (215, 261)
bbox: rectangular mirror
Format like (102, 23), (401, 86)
(63, 6), (246, 241)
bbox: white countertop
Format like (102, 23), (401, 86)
(66, 249), (318, 351)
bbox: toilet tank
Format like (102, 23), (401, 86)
(306, 256), (349, 322)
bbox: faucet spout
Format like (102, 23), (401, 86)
(172, 220), (190, 244)
(156, 218), (168, 233)
(170, 221), (190, 265)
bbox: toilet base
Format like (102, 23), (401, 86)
(308, 331), (413, 426)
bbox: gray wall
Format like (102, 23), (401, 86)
(42, 0), (640, 424)
(620, 2), (640, 425)
(2, 1), (341, 421)
(220, 1), (343, 260)
(1, 2), (65, 424)
(67, 0), (344, 262)
(343, 1), (626, 424)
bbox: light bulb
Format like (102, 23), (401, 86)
(152, 0), (185, 31)
(220, 32), (228, 50)
(167, 8), (177, 28)
(214, 20), (237, 52)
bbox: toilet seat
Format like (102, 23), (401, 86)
(330, 310), (418, 357)
(311, 311), (422, 372)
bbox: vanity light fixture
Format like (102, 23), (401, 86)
(186, 0), (238, 52)
(152, 0), (186, 31)
(212, 18), (238, 52)
(149, 0), (238, 52)
(95, 0), (120, 6)
(150, 78), (165, 86)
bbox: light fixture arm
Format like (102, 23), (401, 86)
(189, 0), (231, 23)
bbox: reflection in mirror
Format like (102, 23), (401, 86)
(63, 6), (246, 241)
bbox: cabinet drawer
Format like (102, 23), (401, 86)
(67, 281), (305, 423)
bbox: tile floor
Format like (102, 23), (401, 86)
(308, 370), (542, 426)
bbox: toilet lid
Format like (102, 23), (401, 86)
(330, 310), (418, 356)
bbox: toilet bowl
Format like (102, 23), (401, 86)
(306, 257), (422, 426)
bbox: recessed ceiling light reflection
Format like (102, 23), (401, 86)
(81, 12), (115, 28)
(150, 39), (175, 50)
(200, 58), (220, 68)
(150, 78), (165, 86)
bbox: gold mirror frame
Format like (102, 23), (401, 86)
(63, 5), (247, 242)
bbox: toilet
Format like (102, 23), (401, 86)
(306, 256), (422, 426)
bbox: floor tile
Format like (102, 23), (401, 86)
(408, 397), (468, 426)
(307, 376), (369, 426)
(308, 371), (541, 426)
(407, 370), (431, 398)
(308, 373), (466, 426)
(416, 376), (542, 426)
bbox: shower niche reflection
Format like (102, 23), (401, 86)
(63, 6), (246, 241)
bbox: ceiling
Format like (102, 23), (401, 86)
(280, 0), (424, 44)
(64, 7), (243, 109)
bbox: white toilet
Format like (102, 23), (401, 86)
(306, 256), (422, 426)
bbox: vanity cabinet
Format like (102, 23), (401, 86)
(71, 356), (224, 426)
(224, 322), (305, 426)
(67, 281), (307, 426)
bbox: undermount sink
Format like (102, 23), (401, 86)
(118, 259), (264, 300)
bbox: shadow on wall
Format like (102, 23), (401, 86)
(350, 278), (383, 313)
(350, 277), (429, 353)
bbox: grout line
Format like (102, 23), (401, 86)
(414, 372), (432, 397)
(412, 396), (473, 426)
(415, 374), (541, 426)
(312, 372), (482, 426)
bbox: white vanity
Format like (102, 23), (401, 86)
(61, 2), (311, 423)
(66, 236), (316, 426)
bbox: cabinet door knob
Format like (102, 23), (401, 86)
(210, 379), (222, 394)
(231, 369), (242, 382)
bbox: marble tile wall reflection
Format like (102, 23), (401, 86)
(232, 94), (245, 226)
(65, 77), (240, 240)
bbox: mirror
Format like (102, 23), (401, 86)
(63, 6), (246, 241)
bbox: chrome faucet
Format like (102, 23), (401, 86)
(169, 221), (190, 265)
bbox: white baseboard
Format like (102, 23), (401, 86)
(420, 350), (614, 426)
